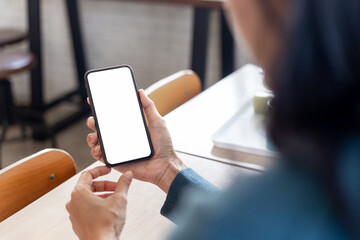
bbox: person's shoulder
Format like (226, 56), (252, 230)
(171, 162), (350, 240)
(209, 162), (348, 239)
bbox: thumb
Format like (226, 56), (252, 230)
(139, 89), (163, 125)
(114, 171), (133, 197)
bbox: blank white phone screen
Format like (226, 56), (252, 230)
(87, 67), (151, 165)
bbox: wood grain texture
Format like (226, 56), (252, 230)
(0, 152), (257, 239)
(0, 149), (76, 222)
(146, 70), (202, 116)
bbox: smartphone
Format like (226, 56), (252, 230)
(85, 65), (153, 167)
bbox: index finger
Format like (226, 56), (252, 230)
(77, 166), (111, 188)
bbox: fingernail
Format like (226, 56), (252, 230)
(124, 171), (133, 181)
(95, 145), (100, 152)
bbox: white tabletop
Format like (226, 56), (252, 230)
(0, 152), (255, 239)
(166, 64), (275, 171)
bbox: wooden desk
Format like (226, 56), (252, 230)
(165, 64), (275, 171)
(0, 152), (256, 240)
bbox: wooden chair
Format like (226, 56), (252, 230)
(0, 52), (36, 168)
(0, 149), (76, 222)
(0, 29), (27, 48)
(145, 70), (202, 116)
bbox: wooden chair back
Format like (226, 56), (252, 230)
(0, 149), (76, 222)
(145, 70), (202, 116)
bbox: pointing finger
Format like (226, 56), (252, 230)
(113, 171), (133, 198)
(77, 166), (111, 189)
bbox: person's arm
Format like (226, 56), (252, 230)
(161, 168), (219, 222)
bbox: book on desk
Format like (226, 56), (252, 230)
(211, 71), (277, 158)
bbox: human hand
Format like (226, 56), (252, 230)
(86, 89), (186, 193)
(66, 166), (133, 240)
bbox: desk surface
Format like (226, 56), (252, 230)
(166, 64), (275, 171)
(0, 152), (256, 240)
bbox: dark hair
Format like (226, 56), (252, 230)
(263, 0), (360, 236)
(269, 0), (360, 146)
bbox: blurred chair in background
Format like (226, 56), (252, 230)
(0, 29), (36, 168)
(145, 70), (201, 116)
(0, 29), (27, 48)
(0, 149), (76, 222)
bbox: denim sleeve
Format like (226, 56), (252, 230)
(160, 168), (219, 222)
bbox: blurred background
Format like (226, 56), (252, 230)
(0, 0), (251, 170)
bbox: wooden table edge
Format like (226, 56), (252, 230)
(175, 150), (265, 172)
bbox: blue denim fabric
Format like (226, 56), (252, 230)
(162, 164), (353, 240)
(161, 168), (218, 222)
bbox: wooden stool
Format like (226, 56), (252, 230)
(0, 29), (27, 48)
(0, 52), (36, 168)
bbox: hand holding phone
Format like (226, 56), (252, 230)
(86, 81), (187, 193)
(85, 65), (153, 167)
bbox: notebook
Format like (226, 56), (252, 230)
(211, 96), (277, 158)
